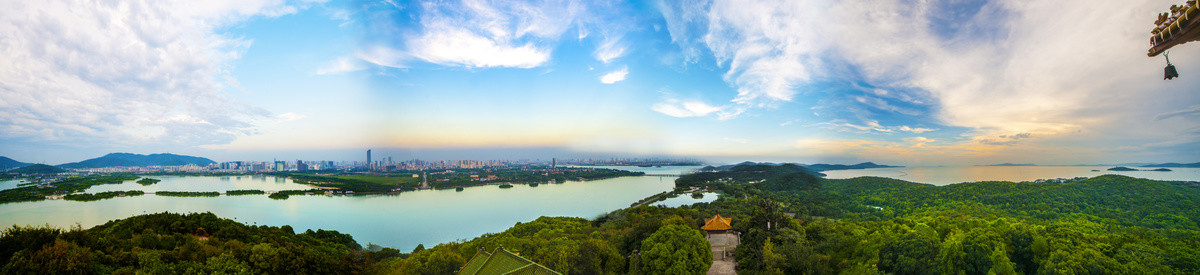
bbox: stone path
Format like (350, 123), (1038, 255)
(707, 232), (739, 275)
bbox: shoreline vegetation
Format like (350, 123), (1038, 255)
(4, 162), (1199, 273)
(63, 190), (145, 201)
(135, 178), (160, 185)
(155, 191), (220, 197)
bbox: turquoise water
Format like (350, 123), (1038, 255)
(651, 192), (719, 207)
(0, 179), (22, 191)
(83, 175), (313, 193)
(822, 166), (1200, 186)
(0, 175), (678, 252)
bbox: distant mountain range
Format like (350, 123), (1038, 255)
(982, 163), (1038, 166)
(0, 156), (32, 170)
(57, 153), (216, 169)
(1139, 162), (1200, 168)
(8, 164), (66, 174)
(703, 161), (900, 172)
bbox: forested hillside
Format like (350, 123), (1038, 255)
(681, 165), (1200, 274)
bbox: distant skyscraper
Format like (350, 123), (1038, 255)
(366, 149), (372, 169)
(552, 158), (556, 169)
(296, 160), (307, 171)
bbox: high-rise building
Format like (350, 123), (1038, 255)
(296, 160), (307, 171)
(366, 149), (372, 169)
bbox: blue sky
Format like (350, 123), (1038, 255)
(1, 0), (1199, 165)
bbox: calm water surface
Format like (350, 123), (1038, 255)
(0, 179), (23, 191)
(651, 192), (718, 207)
(563, 165), (700, 175)
(822, 166), (1200, 186)
(0, 173), (687, 252)
(83, 175), (313, 193)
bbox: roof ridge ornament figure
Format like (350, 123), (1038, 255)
(1150, 2), (1200, 57)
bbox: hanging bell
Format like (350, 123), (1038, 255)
(1165, 52), (1180, 80)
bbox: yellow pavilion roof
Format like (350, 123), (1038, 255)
(701, 214), (733, 231)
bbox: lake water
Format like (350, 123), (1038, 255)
(651, 192), (719, 207)
(822, 166), (1200, 186)
(0, 179), (23, 191)
(562, 165), (701, 175)
(83, 175), (314, 193)
(0, 172), (690, 252)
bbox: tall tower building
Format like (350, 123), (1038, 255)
(366, 149), (372, 169)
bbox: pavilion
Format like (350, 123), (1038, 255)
(702, 213), (733, 233)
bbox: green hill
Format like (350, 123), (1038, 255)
(57, 153), (215, 169)
(6, 164), (65, 174)
(0, 156), (31, 170)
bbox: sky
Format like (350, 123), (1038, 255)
(1, 0), (1198, 166)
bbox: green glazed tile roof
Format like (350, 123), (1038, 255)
(457, 247), (561, 275)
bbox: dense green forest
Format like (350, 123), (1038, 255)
(0, 212), (384, 274)
(3, 163), (1199, 274)
(677, 164), (1200, 274)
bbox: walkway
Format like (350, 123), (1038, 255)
(707, 232), (739, 275)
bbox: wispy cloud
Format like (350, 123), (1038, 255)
(816, 120), (934, 134)
(1155, 104), (1200, 120)
(652, 99), (724, 118)
(599, 67), (629, 84)
(594, 36), (626, 63)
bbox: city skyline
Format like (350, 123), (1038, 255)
(2, 0), (1199, 166)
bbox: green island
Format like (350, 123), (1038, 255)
(225, 189), (265, 196)
(268, 192), (290, 200)
(3, 163), (1200, 274)
(63, 191), (145, 202)
(155, 191), (220, 197)
(135, 178), (160, 185)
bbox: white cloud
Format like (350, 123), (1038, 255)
(652, 99), (724, 118)
(315, 57), (365, 75)
(898, 126), (935, 134)
(362, 0), (580, 69)
(599, 67), (630, 84)
(407, 27), (550, 68)
(594, 37), (627, 63)
(0, 0), (306, 146)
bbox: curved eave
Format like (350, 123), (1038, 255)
(1150, 4), (1200, 57)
